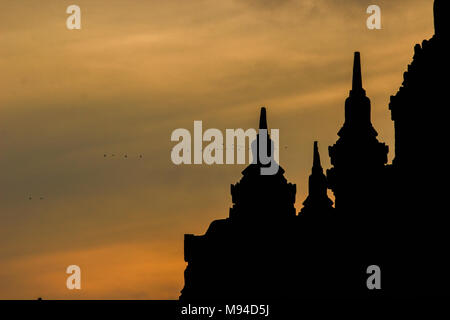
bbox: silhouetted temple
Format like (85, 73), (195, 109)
(229, 107), (297, 222)
(182, 108), (301, 300)
(181, 0), (448, 300)
(327, 52), (388, 213)
(300, 141), (333, 217)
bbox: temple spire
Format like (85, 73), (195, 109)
(340, 51), (372, 130)
(312, 141), (322, 172)
(300, 141), (333, 216)
(351, 52), (365, 95)
(259, 107), (267, 129)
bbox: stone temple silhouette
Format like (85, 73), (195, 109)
(180, 0), (448, 300)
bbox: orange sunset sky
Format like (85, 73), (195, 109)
(0, 0), (435, 299)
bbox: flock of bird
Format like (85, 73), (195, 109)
(103, 154), (143, 158)
(28, 196), (44, 200)
(27, 154), (145, 199)
(27, 147), (289, 200)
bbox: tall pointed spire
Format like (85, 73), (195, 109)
(340, 51), (372, 130)
(245, 107), (282, 175)
(328, 52), (388, 211)
(351, 52), (365, 95)
(255, 106), (272, 165)
(300, 141), (333, 216)
(312, 141), (322, 173)
(259, 107), (267, 129)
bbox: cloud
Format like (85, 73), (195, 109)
(0, 0), (435, 298)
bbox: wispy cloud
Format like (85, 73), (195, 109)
(0, 0), (435, 298)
